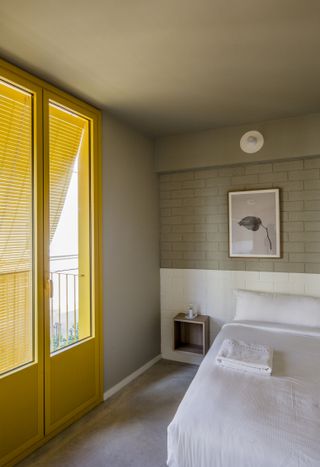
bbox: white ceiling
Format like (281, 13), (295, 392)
(1, 0), (320, 136)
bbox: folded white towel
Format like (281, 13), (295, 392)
(216, 338), (273, 375)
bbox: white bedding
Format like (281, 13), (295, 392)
(167, 321), (320, 467)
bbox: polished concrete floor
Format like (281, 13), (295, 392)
(18, 360), (197, 467)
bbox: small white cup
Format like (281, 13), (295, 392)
(187, 304), (195, 319)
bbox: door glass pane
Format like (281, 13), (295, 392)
(0, 79), (34, 376)
(49, 102), (91, 353)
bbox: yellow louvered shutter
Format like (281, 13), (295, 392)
(0, 88), (87, 374)
(0, 79), (33, 375)
(49, 104), (86, 242)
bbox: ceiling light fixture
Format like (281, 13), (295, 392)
(240, 130), (264, 154)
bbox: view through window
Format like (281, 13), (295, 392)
(49, 103), (91, 353)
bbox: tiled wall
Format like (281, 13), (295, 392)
(160, 156), (320, 273)
(161, 269), (320, 364)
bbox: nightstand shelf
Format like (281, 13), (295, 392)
(173, 313), (209, 356)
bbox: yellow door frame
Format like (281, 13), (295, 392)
(0, 64), (44, 467)
(0, 58), (103, 466)
(43, 89), (103, 434)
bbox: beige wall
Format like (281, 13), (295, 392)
(157, 114), (320, 275)
(155, 114), (320, 172)
(102, 114), (160, 391)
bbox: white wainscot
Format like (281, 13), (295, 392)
(161, 269), (320, 364)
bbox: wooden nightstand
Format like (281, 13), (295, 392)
(173, 313), (209, 356)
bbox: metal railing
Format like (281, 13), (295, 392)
(50, 254), (79, 352)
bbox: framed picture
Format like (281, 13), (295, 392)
(228, 189), (280, 258)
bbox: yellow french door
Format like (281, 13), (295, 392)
(0, 68), (44, 465)
(44, 92), (102, 435)
(0, 60), (102, 466)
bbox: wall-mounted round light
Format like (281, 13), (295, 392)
(240, 130), (264, 154)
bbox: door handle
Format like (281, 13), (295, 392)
(48, 279), (53, 298)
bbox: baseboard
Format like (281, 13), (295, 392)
(103, 354), (162, 401)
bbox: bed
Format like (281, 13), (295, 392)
(167, 291), (320, 467)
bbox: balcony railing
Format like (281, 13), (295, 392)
(50, 254), (79, 353)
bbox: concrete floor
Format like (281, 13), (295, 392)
(18, 360), (197, 467)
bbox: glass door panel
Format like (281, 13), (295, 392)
(48, 103), (91, 353)
(45, 94), (100, 436)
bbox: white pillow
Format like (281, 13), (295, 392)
(234, 289), (320, 327)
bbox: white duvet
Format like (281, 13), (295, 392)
(167, 321), (320, 467)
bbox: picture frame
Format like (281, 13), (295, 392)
(228, 188), (280, 258)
